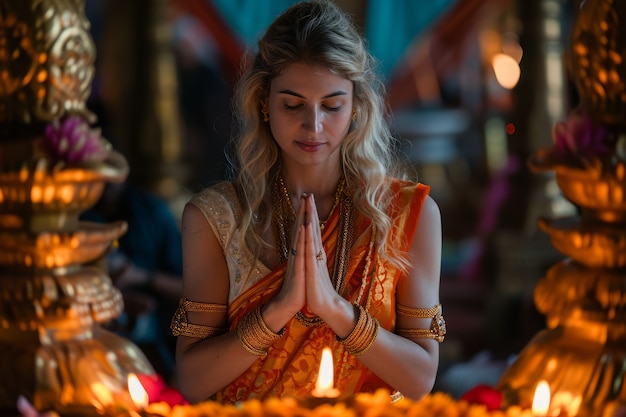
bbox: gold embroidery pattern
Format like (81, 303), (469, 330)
(189, 182), (266, 301)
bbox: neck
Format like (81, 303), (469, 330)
(280, 165), (342, 199)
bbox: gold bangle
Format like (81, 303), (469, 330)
(237, 306), (285, 356)
(337, 304), (379, 356)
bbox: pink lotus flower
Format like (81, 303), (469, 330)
(41, 116), (109, 165)
(552, 111), (616, 164)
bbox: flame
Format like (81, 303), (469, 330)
(127, 373), (149, 409)
(532, 380), (551, 417)
(312, 347), (340, 398)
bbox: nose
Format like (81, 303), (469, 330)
(302, 105), (323, 133)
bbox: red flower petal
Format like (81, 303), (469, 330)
(136, 374), (189, 406)
(461, 384), (503, 411)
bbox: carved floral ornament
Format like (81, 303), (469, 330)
(0, 0), (96, 124)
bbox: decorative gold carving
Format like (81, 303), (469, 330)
(569, 0), (626, 127)
(530, 151), (626, 223)
(0, 0), (96, 124)
(538, 217), (626, 269)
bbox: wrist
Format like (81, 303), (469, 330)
(321, 297), (357, 338)
(261, 301), (292, 333)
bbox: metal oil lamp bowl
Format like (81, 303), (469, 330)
(0, 149), (155, 417)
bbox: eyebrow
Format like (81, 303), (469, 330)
(278, 89), (348, 99)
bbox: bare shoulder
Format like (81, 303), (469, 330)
(420, 194), (441, 226)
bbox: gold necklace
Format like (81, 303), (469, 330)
(273, 175), (375, 327)
(275, 176), (343, 232)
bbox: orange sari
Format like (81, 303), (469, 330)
(215, 180), (429, 403)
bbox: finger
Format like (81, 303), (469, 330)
(296, 224), (306, 270)
(308, 193), (321, 235)
(290, 194), (307, 251)
(307, 195), (325, 259)
(303, 222), (316, 277)
(297, 193), (307, 225)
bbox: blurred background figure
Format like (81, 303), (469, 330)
(81, 180), (183, 382)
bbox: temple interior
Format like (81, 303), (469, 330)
(2, 0), (625, 415)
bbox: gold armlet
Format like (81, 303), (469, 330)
(179, 297), (227, 313)
(396, 304), (446, 342)
(397, 303), (441, 318)
(170, 297), (227, 338)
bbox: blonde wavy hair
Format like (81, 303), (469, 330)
(229, 0), (409, 270)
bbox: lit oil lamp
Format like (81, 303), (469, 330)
(311, 347), (341, 399)
(128, 373), (149, 415)
(532, 380), (551, 417)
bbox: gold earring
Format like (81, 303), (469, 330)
(352, 109), (357, 122)
(262, 106), (269, 122)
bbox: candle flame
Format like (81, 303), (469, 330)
(312, 347), (340, 398)
(127, 373), (149, 409)
(316, 348), (334, 391)
(532, 380), (551, 416)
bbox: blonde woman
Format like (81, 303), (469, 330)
(172, 0), (444, 404)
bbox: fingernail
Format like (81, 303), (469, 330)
(301, 193), (308, 199)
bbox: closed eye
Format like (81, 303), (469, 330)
(284, 103), (303, 111)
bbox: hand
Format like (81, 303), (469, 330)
(272, 194), (307, 317)
(302, 194), (340, 317)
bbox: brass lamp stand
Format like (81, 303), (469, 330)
(497, 1), (626, 416)
(0, 1), (154, 415)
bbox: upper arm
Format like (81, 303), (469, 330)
(180, 202), (230, 325)
(396, 195), (442, 326)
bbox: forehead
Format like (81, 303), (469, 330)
(270, 62), (353, 96)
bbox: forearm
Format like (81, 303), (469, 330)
(355, 330), (438, 400)
(175, 331), (259, 403)
(321, 297), (438, 399)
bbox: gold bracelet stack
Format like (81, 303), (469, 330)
(237, 306), (285, 356)
(396, 303), (446, 342)
(337, 304), (379, 356)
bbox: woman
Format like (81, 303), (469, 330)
(171, 0), (444, 404)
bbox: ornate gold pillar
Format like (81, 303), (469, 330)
(0, 1), (154, 415)
(497, 1), (626, 416)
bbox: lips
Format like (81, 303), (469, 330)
(295, 141), (325, 152)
